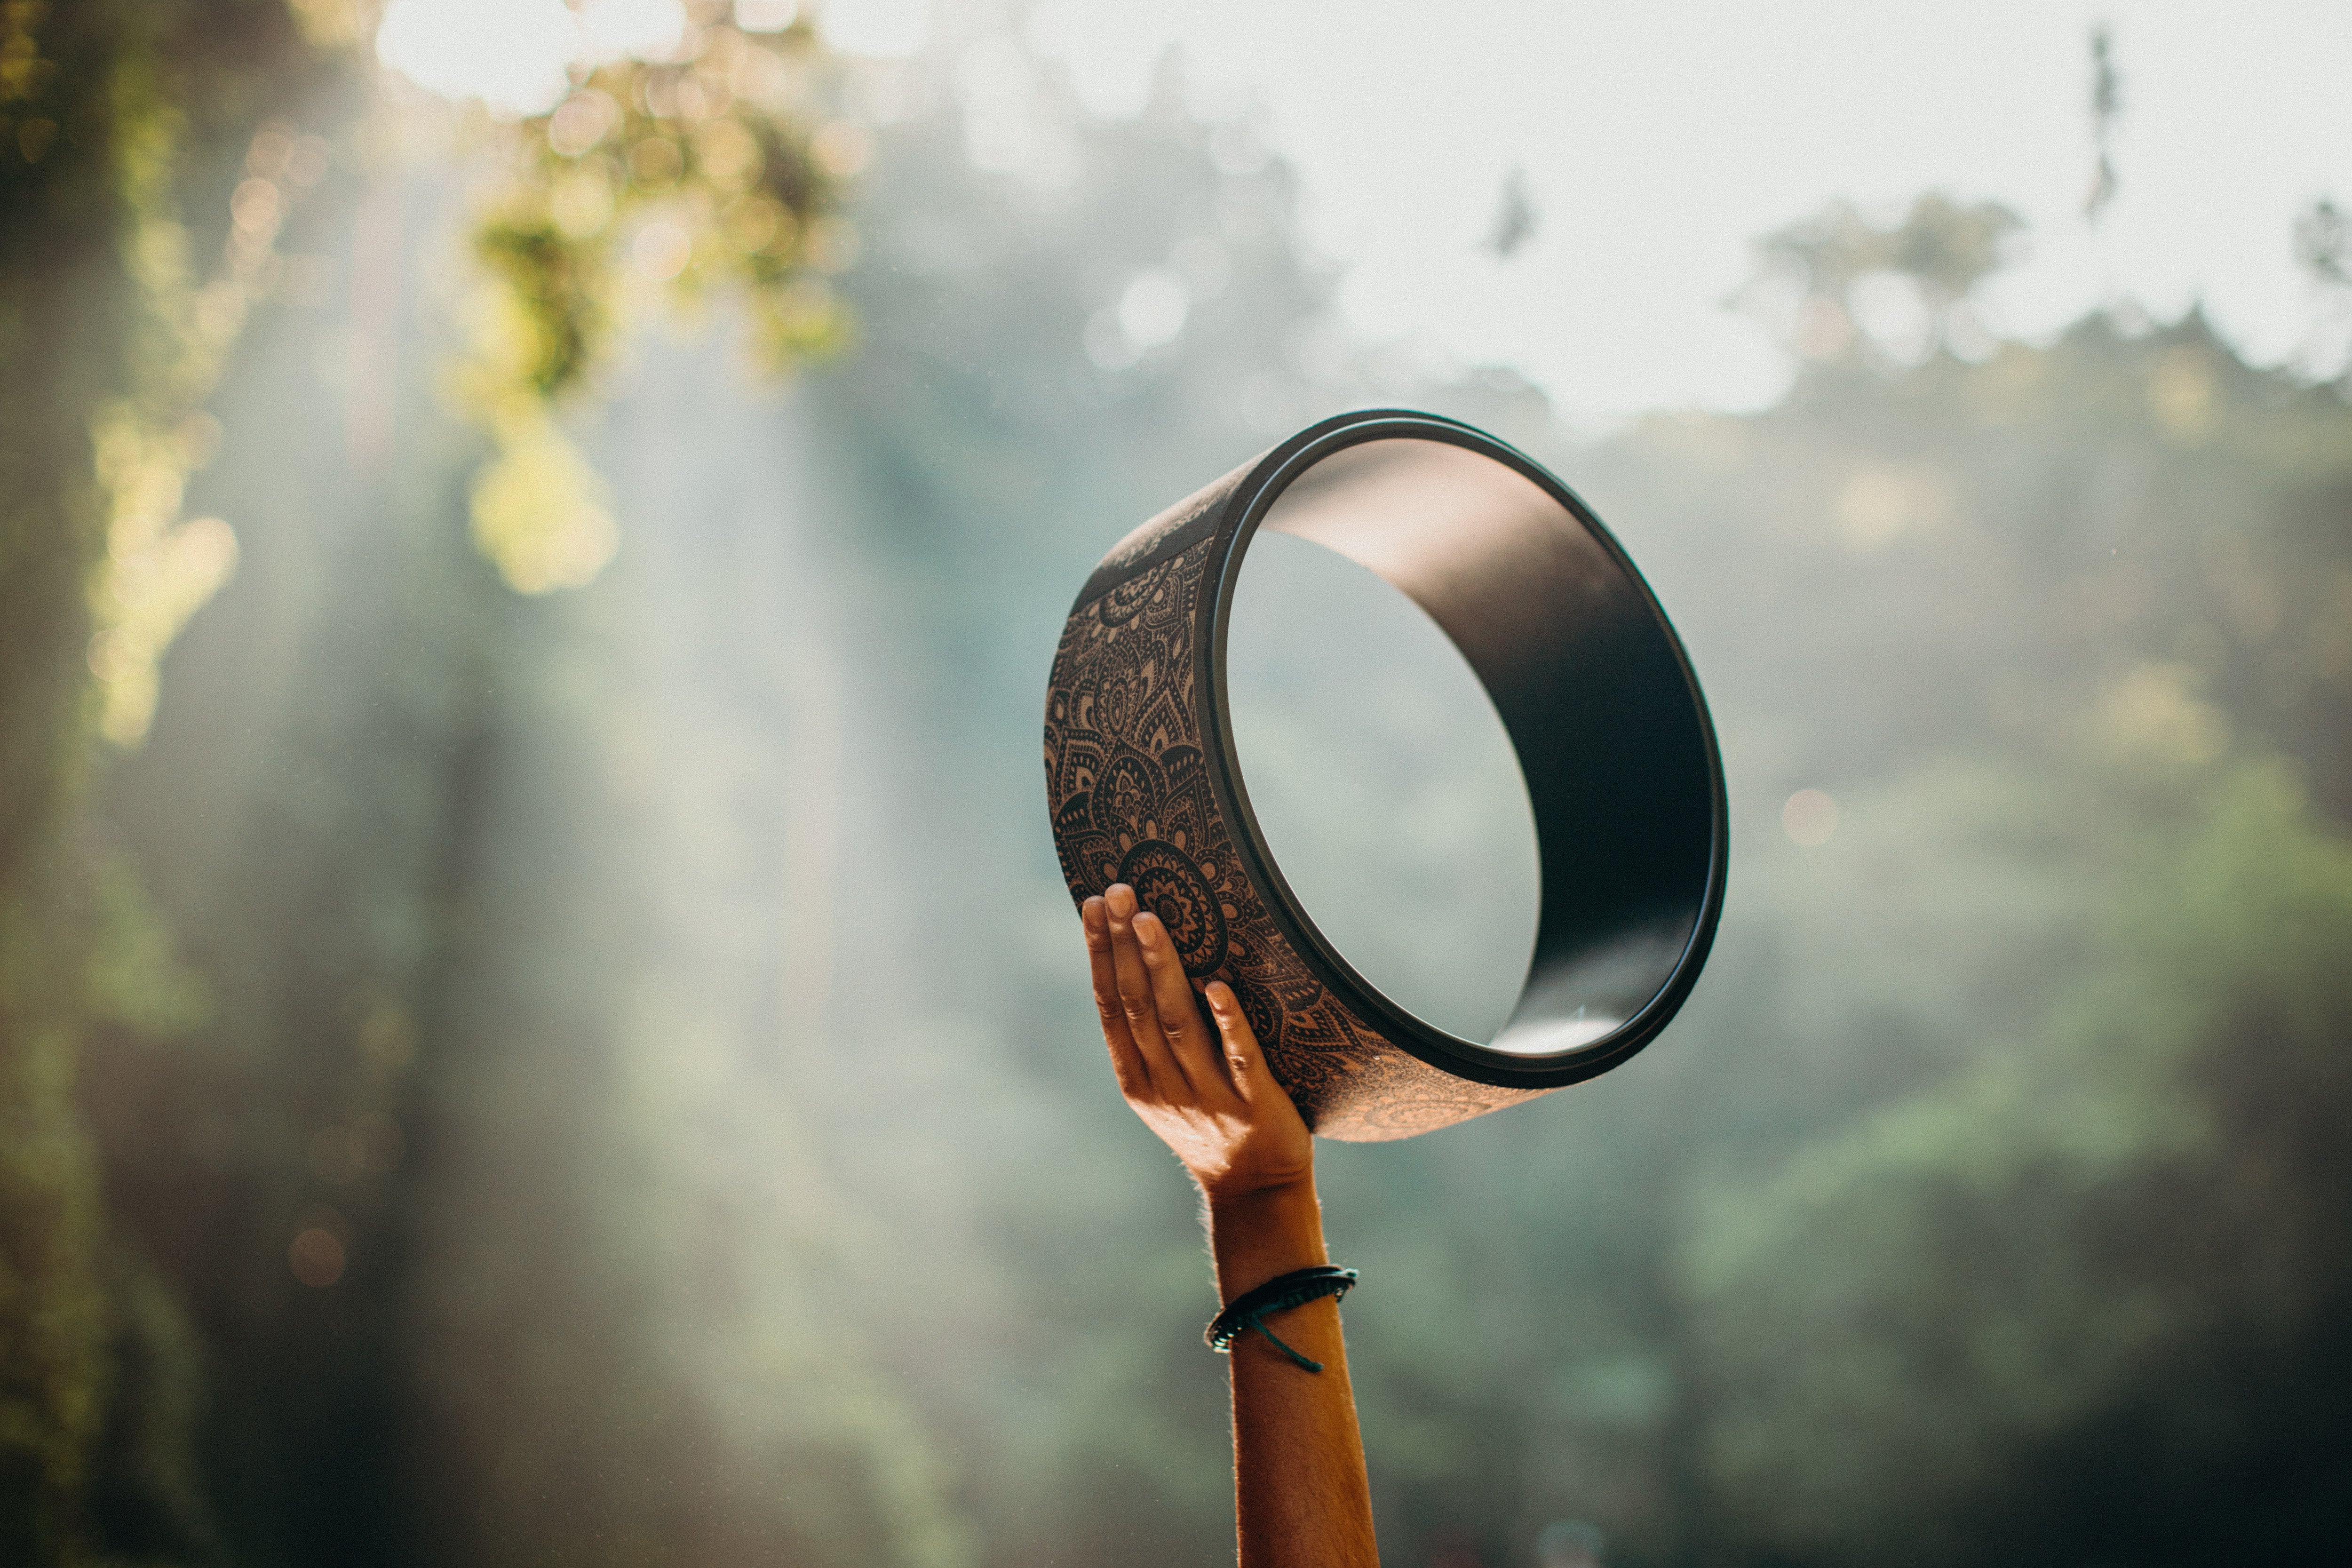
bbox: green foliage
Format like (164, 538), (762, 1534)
(1759, 191), (2024, 309)
(457, 3), (855, 594)
(0, 995), (107, 1565)
(1678, 763), (2352, 1565)
(7, 13), (2349, 1568)
(757, 60), (2352, 1567)
(1552, 195), (2352, 1565)
(473, 212), (609, 398)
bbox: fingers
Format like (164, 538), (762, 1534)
(1132, 907), (1239, 1106)
(1082, 896), (1148, 1097)
(1204, 981), (1276, 1105)
(1104, 884), (1188, 1094)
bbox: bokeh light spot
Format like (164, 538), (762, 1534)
(633, 220), (693, 280)
(695, 119), (763, 185)
(548, 89), (620, 157)
(628, 136), (685, 187)
(723, 193), (790, 254)
(734, 0), (798, 33)
(1783, 788), (1839, 847)
(230, 179), (285, 237)
(470, 429), (621, 594)
(811, 121), (873, 178)
(1117, 270), (1188, 349)
(551, 170), (617, 239)
(289, 1227), (346, 1287)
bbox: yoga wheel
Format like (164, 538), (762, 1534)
(1043, 410), (1727, 1140)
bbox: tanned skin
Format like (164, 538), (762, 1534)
(1083, 883), (1381, 1568)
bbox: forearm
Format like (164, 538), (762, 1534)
(1078, 890), (1374, 1563)
(1210, 1178), (1379, 1568)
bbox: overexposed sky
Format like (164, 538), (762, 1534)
(1022, 0), (2352, 417)
(382, 0), (2352, 419)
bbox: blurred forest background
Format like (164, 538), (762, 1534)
(4, 3), (2349, 1567)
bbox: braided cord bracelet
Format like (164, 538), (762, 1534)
(1205, 1266), (1360, 1373)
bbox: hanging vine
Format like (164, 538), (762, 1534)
(457, 2), (861, 593)
(2, 1), (859, 1553)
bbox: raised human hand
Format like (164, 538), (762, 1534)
(1083, 888), (1372, 1568)
(1083, 883), (1313, 1201)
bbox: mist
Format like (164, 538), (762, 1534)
(6, 5), (2349, 1568)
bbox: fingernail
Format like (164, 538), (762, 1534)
(1106, 883), (1134, 916)
(1133, 913), (1160, 947)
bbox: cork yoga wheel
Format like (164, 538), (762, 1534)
(1043, 410), (1728, 1140)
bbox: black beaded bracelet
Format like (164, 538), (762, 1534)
(1206, 1266), (1360, 1373)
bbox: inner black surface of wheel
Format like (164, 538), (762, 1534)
(1202, 411), (1728, 1091)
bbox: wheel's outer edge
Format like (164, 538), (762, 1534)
(1042, 409), (1729, 1141)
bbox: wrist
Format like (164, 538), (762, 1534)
(1206, 1176), (1328, 1306)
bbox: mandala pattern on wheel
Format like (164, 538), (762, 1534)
(1044, 536), (1544, 1140)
